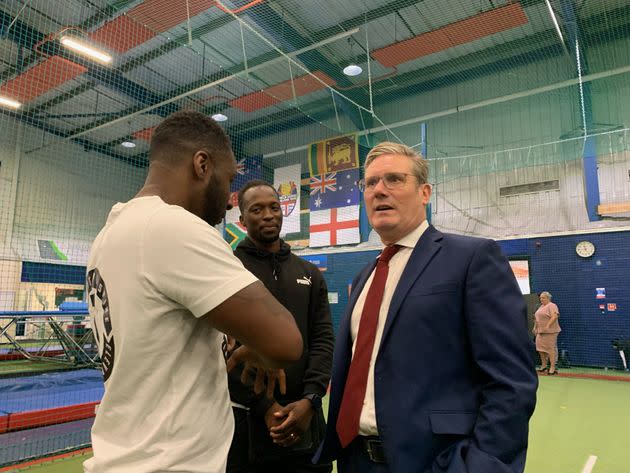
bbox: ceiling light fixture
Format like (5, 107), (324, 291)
(343, 37), (363, 77)
(121, 141), (136, 148)
(0, 96), (22, 109)
(60, 36), (112, 64)
(212, 113), (228, 122)
(343, 64), (363, 76)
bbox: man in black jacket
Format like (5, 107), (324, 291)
(225, 179), (334, 473)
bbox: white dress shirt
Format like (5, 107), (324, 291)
(350, 220), (429, 435)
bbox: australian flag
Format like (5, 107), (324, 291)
(309, 169), (360, 211)
(231, 155), (264, 192)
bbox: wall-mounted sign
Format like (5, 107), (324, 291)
(301, 255), (328, 271)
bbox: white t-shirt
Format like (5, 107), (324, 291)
(84, 196), (258, 473)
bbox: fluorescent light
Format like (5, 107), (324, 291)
(545, 0), (565, 45)
(60, 36), (112, 64)
(212, 113), (228, 122)
(343, 64), (363, 76)
(0, 96), (21, 109)
(121, 141), (136, 148)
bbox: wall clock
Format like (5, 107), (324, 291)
(575, 240), (595, 258)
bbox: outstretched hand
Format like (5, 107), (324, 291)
(226, 345), (287, 397)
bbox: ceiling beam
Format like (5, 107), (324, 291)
(242, 2), (371, 132)
(229, 0), (630, 144)
(0, 9), (158, 164)
(229, 37), (567, 144)
(1, 108), (147, 167)
(0, 9), (176, 117)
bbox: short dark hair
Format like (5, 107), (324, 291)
(149, 110), (233, 165)
(238, 179), (278, 212)
(366, 141), (428, 184)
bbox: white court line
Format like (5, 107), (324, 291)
(581, 455), (598, 473)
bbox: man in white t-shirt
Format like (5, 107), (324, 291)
(85, 111), (303, 473)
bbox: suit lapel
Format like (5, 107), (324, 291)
(380, 226), (443, 346)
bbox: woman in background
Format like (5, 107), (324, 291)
(533, 291), (561, 375)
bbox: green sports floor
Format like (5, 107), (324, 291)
(2, 375), (629, 473)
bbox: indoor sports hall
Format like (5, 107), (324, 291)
(1, 1), (629, 472)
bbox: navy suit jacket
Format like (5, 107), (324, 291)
(315, 226), (538, 473)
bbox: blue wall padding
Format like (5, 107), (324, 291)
(313, 229), (630, 369)
(59, 301), (88, 311)
(21, 261), (86, 285)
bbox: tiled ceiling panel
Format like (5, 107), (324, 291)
(372, 3), (529, 68)
(0, 57), (87, 103)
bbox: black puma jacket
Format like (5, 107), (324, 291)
(228, 237), (334, 417)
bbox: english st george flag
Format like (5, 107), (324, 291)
(309, 169), (360, 247)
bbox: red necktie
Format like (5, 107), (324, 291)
(336, 244), (401, 448)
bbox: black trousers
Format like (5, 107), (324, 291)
(226, 407), (332, 473)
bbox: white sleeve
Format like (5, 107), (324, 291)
(141, 206), (258, 317)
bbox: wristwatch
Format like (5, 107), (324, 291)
(303, 393), (322, 409)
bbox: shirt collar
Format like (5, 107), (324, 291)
(394, 220), (429, 249)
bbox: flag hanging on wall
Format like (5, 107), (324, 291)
(231, 155), (263, 192)
(274, 164), (301, 236)
(227, 154), (264, 223)
(308, 134), (358, 176)
(309, 205), (360, 247)
(309, 169), (360, 210)
(224, 155), (264, 234)
(309, 168), (360, 247)
(225, 222), (248, 249)
(224, 191), (241, 225)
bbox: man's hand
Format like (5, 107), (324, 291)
(264, 401), (284, 430)
(226, 345), (286, 397)
(268, 399), (314, 447)
(225, 335), (236, 355)
(222, 335), (237, 360)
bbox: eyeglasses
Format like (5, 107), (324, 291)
(358, 172), (418, 192)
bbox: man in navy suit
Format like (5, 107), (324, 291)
(314, 142), (537, 473)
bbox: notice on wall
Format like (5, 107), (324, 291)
(328, 292), (339, 304)
(301, 255), (328, 271)
(596, 288), (606, 299)
(508, 260), (530, 295)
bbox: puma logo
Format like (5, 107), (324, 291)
(296, 276), (312, 286)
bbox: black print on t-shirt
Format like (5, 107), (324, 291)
(87, 268), (115, 382)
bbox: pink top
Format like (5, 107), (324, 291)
(534, 302), (561, 333)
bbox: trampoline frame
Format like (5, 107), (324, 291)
(0, 311), (100, 369)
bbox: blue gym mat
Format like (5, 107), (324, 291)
(0, 369), (104, 414)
